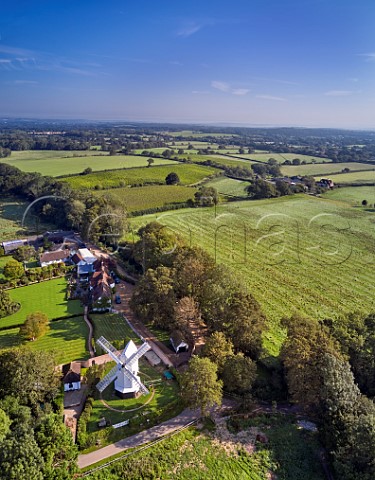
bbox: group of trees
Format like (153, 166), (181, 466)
(0, 348), (78, 479)
(0, 288), (20, 318)
(281, 313), (375, 480)
(0, 162), (127, 244)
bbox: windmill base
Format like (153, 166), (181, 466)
(115, 389), (141, 399)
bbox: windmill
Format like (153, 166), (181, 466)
(96, 336), (151, 398)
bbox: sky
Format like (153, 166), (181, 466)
(1, 0), (375, 128)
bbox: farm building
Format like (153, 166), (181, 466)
(170, 331), (189, 353)
(2, 239), (28, 254)
(39, 248), (70, 267)
(62, 362), (81, 391)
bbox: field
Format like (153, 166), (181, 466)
(130, 195), (375, 356)
(90, 313), (140, 345)
(93, 185), (196, 212)
(321, 170), (375, 185)
(0, 278), (82, 329)
(0, 317), (88, 365)
(281, 162), (375, 177)
(2, 151), (176, 177)
(62, 164), (219, 190)
(86, 416), (325, 480)
(178, 153), (255, 169)
(206, 177), (250, 197)
(0, 196), (54, 240)
(323, 186), (375, 206)
(236, 153), (332, 164)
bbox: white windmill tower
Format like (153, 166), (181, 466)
(96, 336), (151, 398)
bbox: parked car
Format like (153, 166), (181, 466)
(115, 294), (121, 304)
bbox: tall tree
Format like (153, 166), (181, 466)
(180, 356), (222, 416)
(19, 312), (49, 341)
(222, 354), (257, 395)
(3, 259), (24, 281)
(202, 332), (234, 374)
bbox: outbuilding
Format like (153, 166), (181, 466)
(62, 362), (81, 391)
(170, 331), (189, 353)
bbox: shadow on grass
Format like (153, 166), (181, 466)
(47, 316), (88, 342)
(0, 330), (22, 349)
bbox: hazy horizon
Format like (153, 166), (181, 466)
(1, 0), (375, 128)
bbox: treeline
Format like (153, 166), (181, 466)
(0, 162), (127, 244)
(0, 348), (78, 479)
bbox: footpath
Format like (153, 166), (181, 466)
(77, 408), (198, 469)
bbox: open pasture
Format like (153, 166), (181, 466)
(62, 164), (219, 190)
(164, 130), (238, 138)
(322, 170), (375, 185)
(0, 316), (88, 364)
(0, 278), (82, 329)
(281, 161), (375, 177)
(2, 151), (176, 177)
(323, 186), (375, 206)
(205, 177), (250, 197)
(236, 153), (332, 164)
(130, 196), (375, 355)
(93, 185), (196, 212)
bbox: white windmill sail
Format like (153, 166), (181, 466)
(96, 364), (118, 392)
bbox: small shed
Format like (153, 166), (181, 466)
(62, 362), (81, 391)
(170, 331), (189, 353)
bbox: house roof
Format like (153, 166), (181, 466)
(62, 362), (81, 384)
(71, 252), (83, 265)
(91, 262), (112, 302)
(78, 248), (97, 264)
(40, 250), (68, 264)
(170, 330), (188, 349)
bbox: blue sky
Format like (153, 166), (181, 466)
(1, 0), (375, 128)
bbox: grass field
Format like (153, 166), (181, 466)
(206, 177), (250, 197)
(130, 195), (375, 356)
(86, 416), (325, 480)
(2, 151), (177, 177)
(0, 317), (88, 364)
(90, 313), (140, 345)
(321, 170), (375, 184)
(0, 278), (82, 329)
(62, 164), (219, 190)
(178, 153), (255, 169)
(281, 162), (375, 177)
(0, 196), (54, 240)
(236, 153), (332, 164)
(93, 185), (196, 212)
(323, 186), (375, 206)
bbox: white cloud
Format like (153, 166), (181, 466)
(256, 94), (287, 101)
(358, 52), (375, 61)
(177, 23), (203, 38)
(0, 59), (11, 63)
(232, 88), (250, 96)
(192, 90), (210, 94)
(211, 80), (231, 92)
(169, 60), (183, 66)
(324, 90), (353, 97)
(211, 80), (250, 96)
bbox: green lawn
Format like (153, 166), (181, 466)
(130, 195), (375, 356)
(93, 185), (196, 212)
(62, 164), (219, 190)
(2, 151), (177, 177)
(322, 186), (375, 206)
(0, 316), (88, 364)
(236, 153), (332, 164)
(281, 162), (375, 177)
(90, 313), (140, 346)
(321, 170), (375, 184)
(0, 278), (82, 329)
(206, 177), (250, 197)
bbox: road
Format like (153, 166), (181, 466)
(77, 408), (198, 469)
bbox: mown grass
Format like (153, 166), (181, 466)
(90, 313), (140, 345)
(321, 169), (375, 184)
(2, 151), (177, 177)
(0, 278), (82, 329)
(206, 177), (250, 197)
(322, 186), (375, 206)
(281, 161), (375, 177)
(130, 195), (375, 356)
(236, 153), (332, 164)
(0, 316), (88, 364)
(62, 164), (219, 190)
(93, 185), (196, 212)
